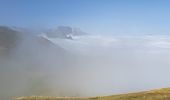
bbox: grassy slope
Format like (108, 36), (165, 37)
(15, 88), (170, 100)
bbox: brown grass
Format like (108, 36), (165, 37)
(14, 88), (170, 100)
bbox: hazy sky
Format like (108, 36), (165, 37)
(0, 0), (170, 35)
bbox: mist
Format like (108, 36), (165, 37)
(1, 29), (170, 100)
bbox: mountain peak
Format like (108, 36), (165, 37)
(45, 26), (87, 39)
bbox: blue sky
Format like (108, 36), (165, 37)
(0, 0), (170, 35)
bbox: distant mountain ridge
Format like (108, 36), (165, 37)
(0, 26), (87, 50)
(44, 26), (87, 39)
(0, 26), (22, 49)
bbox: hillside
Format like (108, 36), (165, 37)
(0, 26), (68, 100)
(15, 88), (170, 100)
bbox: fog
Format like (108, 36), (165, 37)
(1, 33), (170, 99)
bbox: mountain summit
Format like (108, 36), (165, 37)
(45, 26), (87, 39)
